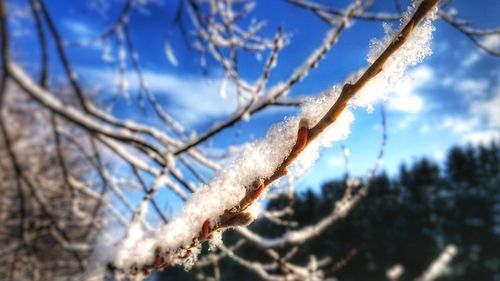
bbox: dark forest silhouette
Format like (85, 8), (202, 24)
(160, 141), (500, 280)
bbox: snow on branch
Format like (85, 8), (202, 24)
(416, 244), (457, 281)
(87, 0), (438, 279)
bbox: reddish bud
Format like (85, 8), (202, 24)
(293, 120), (309, 152)
(200, 219), (211, 240)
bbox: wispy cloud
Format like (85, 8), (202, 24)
(440, 70), (500, 144)
(471, 83), (500, 128)
(83, 67), (241, 127)
(454, 78), (489, 100)
(328, 156), (344, 167)
(387, 65), (434, 114)
(130, 71), (239, 126)
(442, 117), (479, 135)
(394, 115), (418, 131)
(461, 51), (481, 68)
(8, 3), (33, 37)
(62, 19), (96, 38)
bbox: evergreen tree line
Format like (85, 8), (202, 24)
(159, 142), (500, 281)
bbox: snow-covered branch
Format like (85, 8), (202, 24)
(93, 0), (438, 278)
(3, 0), (496, 280)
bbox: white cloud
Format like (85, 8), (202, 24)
(432, 150), (445, 161)
(395, 115), (418, 131)
(388, 93), (424, 113)
(461, 51), (481, 68)
(62, 20), (95, 38)
(441, 117), (499, 144)
(467, 130), (500, 145)
(84, 68), (240, 127)
(328, 156), (344, 167)
(454, 78), (489, 99)
(471, 84), (500, 128)
(136, 71), (239, 125)
(433, 50), (500, 145)
(387, 65), (434, 113)
(442, 117), (479, 134)
(441, 76), (500, 144)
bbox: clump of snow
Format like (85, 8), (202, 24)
(293, 86), (355, 175)
(208, 232), (223, 251)
(353, 0), (437, 112)
(114, 222), (156, 269)
(95, 0), (437, 276)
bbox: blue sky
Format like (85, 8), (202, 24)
(8, 0), (500, 200)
